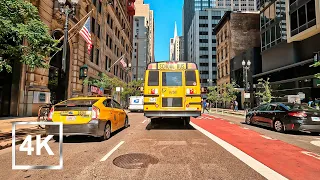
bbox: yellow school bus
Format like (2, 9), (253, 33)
(143, 61), (202, 124)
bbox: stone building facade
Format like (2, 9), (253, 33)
(0, 0), (135, 116)
(215, 11), (260, 88)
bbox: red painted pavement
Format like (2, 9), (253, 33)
(191, 114), (320, 180)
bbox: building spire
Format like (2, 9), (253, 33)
(174, 21), (178, 38)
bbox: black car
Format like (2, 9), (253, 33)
(245, 102), (320, 134)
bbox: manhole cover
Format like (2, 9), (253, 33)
(113, 153), (159, 169)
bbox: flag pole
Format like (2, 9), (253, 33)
(58, 10), (93, 42)
(108, 55), (125, 72)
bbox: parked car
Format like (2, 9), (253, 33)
(46, 96), (129, 141)
(245, 102), (320, 134)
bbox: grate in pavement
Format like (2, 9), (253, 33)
(113, 153), (159, 169)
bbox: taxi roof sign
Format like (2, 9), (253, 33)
(147, 62), (198, 70)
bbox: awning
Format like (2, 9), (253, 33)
(253, 58), (313, 78)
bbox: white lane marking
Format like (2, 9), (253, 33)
(100, 141), (124, 162)
(242, 127), (249, 130)
(310, 141), (320, 147)
(142, 119), (147, 123)
(229, 122), (234, 124)
(260, 135), (275, 140)
(301, 151), (320, 160)
(190, 122), (288, 180)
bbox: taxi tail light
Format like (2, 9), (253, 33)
(288, 112), (307, 118)
(92, 106), (100, 120)
(47, 107), (54, 121)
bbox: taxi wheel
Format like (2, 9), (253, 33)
(101, 123), (111, 141)
(124, 116), (129, 128)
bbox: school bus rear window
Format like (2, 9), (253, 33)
(148, 71), (159, 86)
(185, 71), (196, 86)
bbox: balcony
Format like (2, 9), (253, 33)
(127, 0), (135, 16)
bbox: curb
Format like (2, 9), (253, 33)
(0, 131), (46, 150)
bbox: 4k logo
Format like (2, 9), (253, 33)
(12, 122), (63, 170)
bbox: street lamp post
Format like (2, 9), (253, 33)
(57, 0), (79, 72)
(242, 60), (251, 110)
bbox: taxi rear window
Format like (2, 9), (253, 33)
(55, 99), (99, 111)
(148, 71), (159, 86)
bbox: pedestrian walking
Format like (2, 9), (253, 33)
(234, 100), (238, 111)
(202, 99), (209, 113)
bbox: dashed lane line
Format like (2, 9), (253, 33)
(100, 141), (124, 162)
(310, 140), (320, 147)
(301, 151), (320, 160)
(260, 135), (275, 140)
(190, 122), (288, 180)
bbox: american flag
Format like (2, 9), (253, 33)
(79, 17), (93, 54)
(119, 55), (127, 68)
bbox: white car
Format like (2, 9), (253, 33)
(128, 96), (144, 112)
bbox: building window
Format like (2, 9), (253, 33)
(199, 31), (208, 35)
(200, 55), (208, 58)
(199, 24), (208, 27)
(105, 56), (109, 70)
(96, 49), (99, 65)
(91, 18), (95, 33)
(199, 47), (208, 51)
(97, 24), (100, 38)
(200, 39), (208, 43)
(90, 46), (94, 62)
(200, 63), (209, 66)
(290, 0), (316, 36)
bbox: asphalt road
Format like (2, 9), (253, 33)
(210, 112), (320, 155)
(0, 113), (265, 180)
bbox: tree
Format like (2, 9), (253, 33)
(207, 85), (222, 107)
(221, 82), (239, 108)
(311, 59), (320, 79)
(256, 78), (273, 103)
(121, 80), (143, 101)
(83, 73), (113, 90)
(0, 0), (59, 73)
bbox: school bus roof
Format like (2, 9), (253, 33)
(147, 61), (198, 70)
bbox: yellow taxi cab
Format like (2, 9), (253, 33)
(45, 96), (129, 141)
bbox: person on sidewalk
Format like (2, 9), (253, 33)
(234, 100), (238, 111)
(202, 99), (209, 113)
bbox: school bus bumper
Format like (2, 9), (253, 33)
(144, 111), (201, 118)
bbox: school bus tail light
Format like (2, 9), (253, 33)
(155, 104), (159, 108)
(151, 88), (158, 94)
(186, 88), (194, 94)
(186, 104), (190, 108)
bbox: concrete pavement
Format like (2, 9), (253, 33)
(0, 113), (264, 180)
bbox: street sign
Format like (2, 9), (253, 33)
(116, 87), (123, 92)
(244, 93), (250, 99)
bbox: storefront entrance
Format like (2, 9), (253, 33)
(48, 30), (70, 104)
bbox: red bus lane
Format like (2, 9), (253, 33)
(191, 114), (320, 180)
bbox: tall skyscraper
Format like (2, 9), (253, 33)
(134, 0), (155, 63)
(183, 0), (214, 61)
(215, 0), (258, 11)
(169, 22), (184, 61)
(132, 0), (155, 80)
(188, 8), (228, 87)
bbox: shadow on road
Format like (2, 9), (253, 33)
(240, 122), (320, 136)
(145, 118), (195, 130)
(55, 126), (130, 143)
(0, 128), (43, 140)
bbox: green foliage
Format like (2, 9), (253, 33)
(207, 85), (222, 102)
(121, 80), (143, 101)
(83, 73), (113, 90)
(221, 82), (239, 103)
(256, 78), (273, 103)
(312, 61), (320, 79)
(0, 0), (59, 72)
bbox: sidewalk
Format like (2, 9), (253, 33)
(208, 108), (246, 117)
(0, 117), (45, 150)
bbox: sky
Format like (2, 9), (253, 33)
(144, 0), (183, 62)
